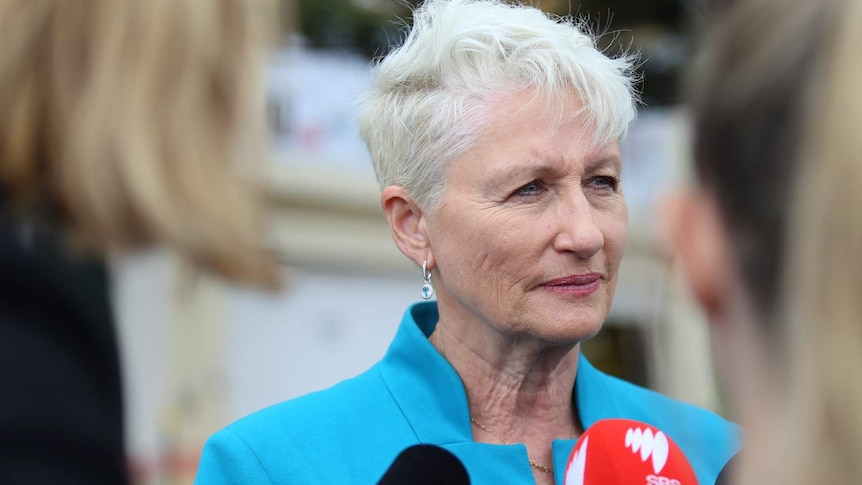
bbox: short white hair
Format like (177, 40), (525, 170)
(356, 0), (639, 210)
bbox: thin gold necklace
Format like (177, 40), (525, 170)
(469, 416), (552, 473)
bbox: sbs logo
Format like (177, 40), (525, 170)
(624, 427), (669, 475)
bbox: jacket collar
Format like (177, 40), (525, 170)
(377, 301), (614, 441)
(377, 301), (474, 444)
(379, 302), (595, 483)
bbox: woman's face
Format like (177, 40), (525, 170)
(426, 90), (628, 343)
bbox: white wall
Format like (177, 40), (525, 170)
(225, 268), (418, 420)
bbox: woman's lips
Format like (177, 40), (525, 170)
(540, 273), (602, 297)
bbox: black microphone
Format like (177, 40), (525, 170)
(714, 453), (739, 485)
(377, 444), (471, 485)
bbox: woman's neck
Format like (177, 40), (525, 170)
(429, 315), (582, 480)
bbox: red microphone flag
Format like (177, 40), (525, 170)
(564, 418), (699, 485)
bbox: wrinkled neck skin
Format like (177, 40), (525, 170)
(429, 316), (581, 483)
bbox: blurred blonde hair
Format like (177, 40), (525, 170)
(773, 0), (862, 482)
(0, 0), (278, 287)
(694, 0), (862, 482)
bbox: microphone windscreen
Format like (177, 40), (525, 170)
(564, 418), (699, 485)
(377, 444), (470, 485)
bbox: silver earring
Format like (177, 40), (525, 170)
(420, 260), (434, 300)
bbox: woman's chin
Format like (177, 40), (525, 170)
(524, 315), (605, 345)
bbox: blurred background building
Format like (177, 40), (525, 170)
(112, 1), (717, 483)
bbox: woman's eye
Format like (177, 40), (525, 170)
(589, 175), (619, 191)
(513, 180), (544, 197)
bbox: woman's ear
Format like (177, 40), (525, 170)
(660, 189), (734, 320)
(381, 186), (432, 267)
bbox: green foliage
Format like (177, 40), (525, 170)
(294, 0), (691, 106)
(298, 0), (411, 57)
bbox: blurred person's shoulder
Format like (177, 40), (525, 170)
(0, 206), (126, 483)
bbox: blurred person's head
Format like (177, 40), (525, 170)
(665, 0), (862, 482)
(0, 0), (278, 287)
(357, 0), (638, 347)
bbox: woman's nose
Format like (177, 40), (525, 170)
(552, 192), (604, 259)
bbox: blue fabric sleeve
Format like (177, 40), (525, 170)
(195, 428), (274, 485)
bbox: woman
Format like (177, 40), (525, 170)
(0, 0), (277, 482)
(665, 0), (862, 483)
(197, 1), (739, 483)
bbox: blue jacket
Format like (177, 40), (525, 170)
(196, 302), (740, 484)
